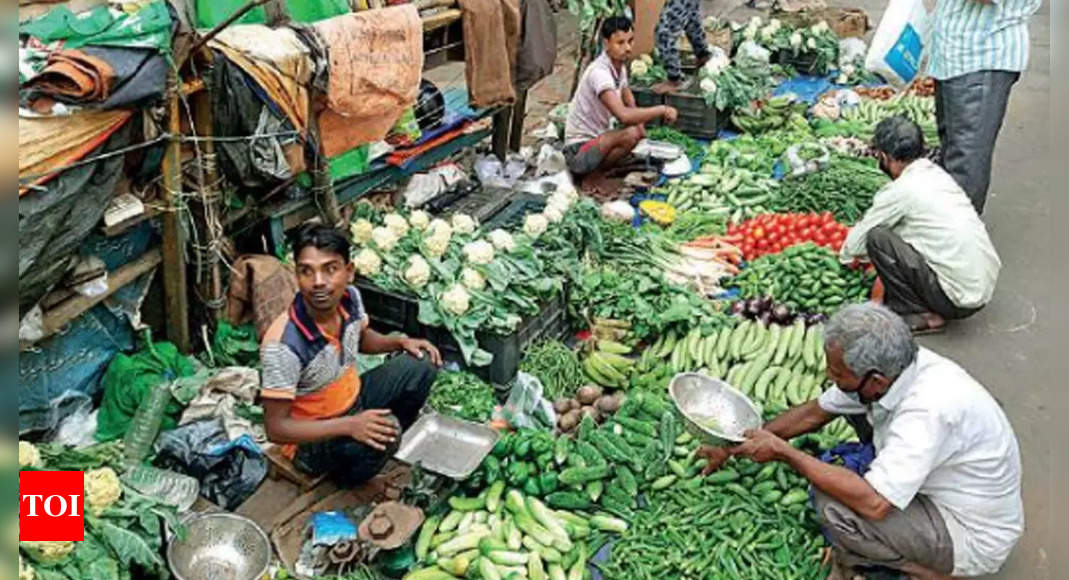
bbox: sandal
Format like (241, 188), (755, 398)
(903, 313), (946, 335)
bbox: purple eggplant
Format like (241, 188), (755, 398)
(746, 298), (763, 317)
(731, 301), (747, 316)
(772, 304), (792, 324)
(805, 312), (828, 326)
(757, 296), (773, 312)
(757, 311), (772, 326)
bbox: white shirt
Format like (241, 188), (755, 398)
(819, 348), (1024, 577)
(839, 159), (1001, 309)
(564, 52), (628, 145)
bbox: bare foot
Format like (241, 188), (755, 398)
(903, 312), (946, 335)
(652, 80), (685, 94)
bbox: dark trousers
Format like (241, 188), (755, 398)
(935, 70), (1019, 214)
(655, 0), (709, 82)
(294, 354), (436, 486)
(865, 226), (980, 320)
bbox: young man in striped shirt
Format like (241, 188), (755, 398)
(928, 0), (1042, 214)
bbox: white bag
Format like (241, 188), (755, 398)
(864, 0), (929, 88)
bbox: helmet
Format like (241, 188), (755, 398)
(415, 79), (445, 131)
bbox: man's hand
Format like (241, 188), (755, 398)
(662, 105), (679, 124)
(697, 445), (734, 475)
(348, 409), (399, 451)
(731, 429), (791, 463)
(399, 337), (442, 366)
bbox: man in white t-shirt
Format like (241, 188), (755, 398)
(563, 16), (678, 178)
(699, 303), (1023, 579)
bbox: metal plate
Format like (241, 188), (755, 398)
(393, 413), (500, 479)
(669, 373), (762, 445)
(633, 139), (684, 161)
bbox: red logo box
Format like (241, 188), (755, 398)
(20, 471), (85, 541)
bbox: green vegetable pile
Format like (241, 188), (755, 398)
(519, 341), (584, 402)
(770, 155), (890, 224)
(429, 370), (498, 423)
(729, 243), (875, 315)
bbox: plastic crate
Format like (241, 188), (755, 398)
(356, 281), (422, 336)
(775, 50), (824, 75)
(665, 89), (726, 140)
(480, 194), (547, 232)
(424, 293), (569, 385)
(426, 183), (516, 224)
(631, 87), (664, 129)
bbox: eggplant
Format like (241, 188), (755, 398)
(745, 298), (763, 317)
(772, 304), (793, 324)
(757, 296), (773, 312)
(806, 312), (828, 326)
(731, 301), (747, 316)
(757, 311), (772, 326)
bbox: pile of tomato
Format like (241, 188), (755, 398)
(727, 212), (849, 260)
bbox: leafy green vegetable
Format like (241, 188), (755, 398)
(429, 370), (497, 422)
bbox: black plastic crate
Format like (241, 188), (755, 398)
(356, 280), (422, 336)
(665, 89), (727, 140)
(775, 50), (824, 75)
(424, 293), (569, 385)
(426, 184), (516, 223)
(481, 194), (547, 232)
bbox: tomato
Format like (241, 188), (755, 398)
(756, 239), (768, 250)
(820, 211), (834, 223)
(801, 227), (814, 239)
(753, 227), (765, 239)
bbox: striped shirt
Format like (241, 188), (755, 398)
(928, 0), (1042, 80)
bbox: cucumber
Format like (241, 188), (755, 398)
(729, 320), (751, 361)
(715, 325), (732, 360)
(753, 366), (780, 402)
(773, 322), (794, 366)
(772, 367), (793, 402)
(740, 353), (772, 396)
(787, 319), (806, 360)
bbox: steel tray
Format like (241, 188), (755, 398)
(393, 413), (500, 480)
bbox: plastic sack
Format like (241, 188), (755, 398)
(601, 200), (636, 223)
(496, 372), (556, 430)
(783, 142), (831, 177)
(153, 418), (268, 510)
(864, 0), (929, 88)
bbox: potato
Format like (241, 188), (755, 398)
(595, 394), (621, 414)
(554, 398), (574, 414)
(558, 409), (582, 432)
(576, 385), (604, 405)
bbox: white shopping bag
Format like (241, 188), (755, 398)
(864, 0), (929, 88)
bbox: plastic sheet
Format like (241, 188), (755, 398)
(154, 418), (268, 510)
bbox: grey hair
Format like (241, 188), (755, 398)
(872, 115), (925, 162)
(824, 303), (918, 379)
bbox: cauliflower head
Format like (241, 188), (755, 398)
(451, 213), (477, 235)
(487, 229), (516, 252)
(20, 554), (34, 580)
(630, 59), (649, 77)
(408, 210), (431, 230)
(18, 441), (42, 469)
(372, 226), (400, 252)
(806, 37), (817, 50)
(404, 255), (432, 288)
(699, 77), (718, 95)
(440, 284), (472, 316)
(790, 32), (803, 48)
(543, 205), (564, 224)
(350, 218), (375, 245)
(524, 214), (549, 238)
(424, 232), (451, 259)
(22, 541), (75, 565)
(383, 213), (410, 237)
(463, 240), (496, 265)
(811, 21), (829, 34)
(461, 267), (486, 291)
(85, 467), (122, 515)
(428, 218), (453, 239)
(640, 53), (653, 65)
(354, 249), (382, 277)
(548, 189), (576, 210)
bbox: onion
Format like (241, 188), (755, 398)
(576, 385), (603, 405)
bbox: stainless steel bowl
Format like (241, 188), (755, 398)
(167, 513), (270, 580)
(669, 373), (763, 446)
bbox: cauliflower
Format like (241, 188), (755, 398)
(428, 218), (453, 239)
(20, 554), (34, 580)
(546, 200), (569, 219)
(463, 240), (496, 265)
(350, 219), (375, 244)
(790, 32), (803, 49)
(451, 213), (477, 235)
(640, 53), (653, 65)
(404, 255), (432, 288)
(372, 226), (400, 252)
(743, 24), (757, 40)
(21, 541), (74, 565)
(760, 24), (776, 41)
(460, 267), (486, 291)
(354, 249), (382, 277)
(383, 213), (410, 237)
(18, 441), (41, 469)
(85, 467), (122, 515)
(749, 16), (762, 27)
(811, 21), (829, 34)
(630, 59), (650, 77)
(543, 205), (564, 224)
(424, 233), (451, 259)
(408, 210), (431, 230)
(769, 18), (781, 31)
(699, 77), (718, 95)
(487, 229), (516, 252)
(523, 214), (549, 238)
(548, 189), (577, 209)
(440, 284), (471, 316)
(807, 37), (818, 50)
(701, 49), (729, 78)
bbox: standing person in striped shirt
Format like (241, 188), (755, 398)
(928, 0), (1042, 214)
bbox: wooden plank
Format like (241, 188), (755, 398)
(39, 249), (162, 340)
(422, 9), (462, 31)
(160, 84), (191, 352)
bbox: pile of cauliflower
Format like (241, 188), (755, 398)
(698, 46), (731, 96)
(629, 53), (653, 79)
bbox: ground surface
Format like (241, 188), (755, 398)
(435, 2), (1065, 576)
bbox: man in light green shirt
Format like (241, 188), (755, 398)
(840, 117), (1001, 334)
